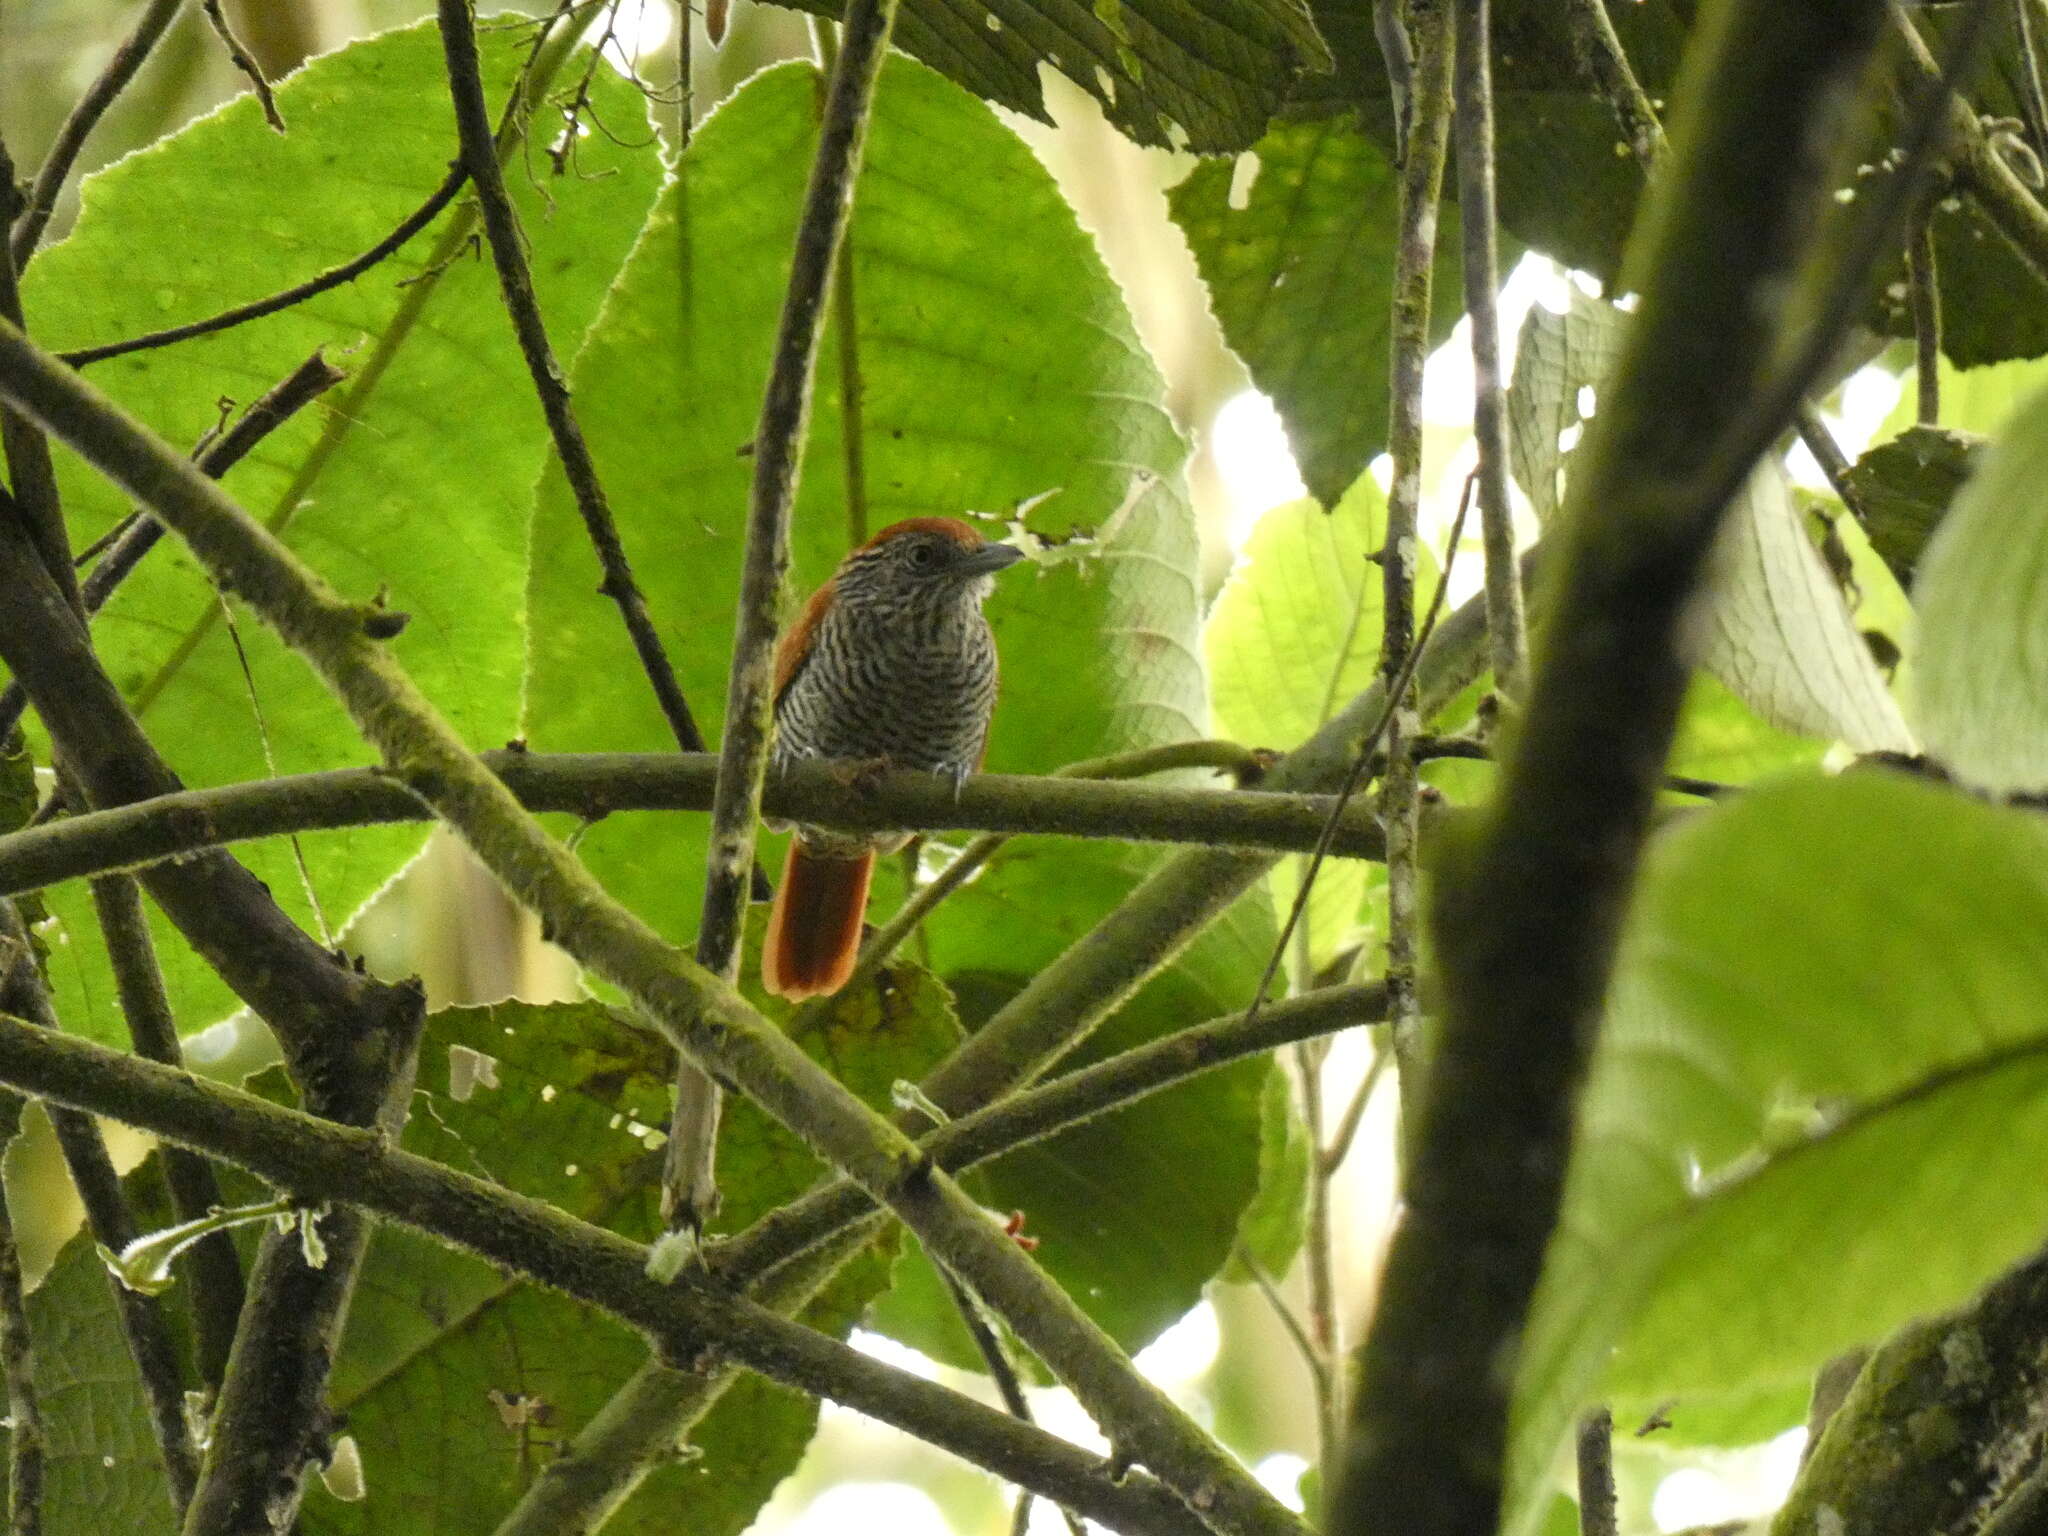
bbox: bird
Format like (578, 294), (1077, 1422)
(762, 517), (1024, 1000)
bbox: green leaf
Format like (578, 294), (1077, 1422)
(0, 1149), (186, 1531)
(305, 979), (953, 1536)
(18, 21), (661, 1043)
(525, 58), (1272, 1361)
(778, 0), (1330, 152)
(1508, 290), (1910, 752)
(1168, 116), (1464, 506)
(1884, 354), (2048, 442)
(1226, 1060), (1310, 1281)
(1910, 382), (2048, 791)
(1508, 773), (2048, 1533)
(1840, 424), (1985, 589)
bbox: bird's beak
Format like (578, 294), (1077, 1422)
(960, 542), (1026, 575)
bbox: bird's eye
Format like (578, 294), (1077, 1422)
(908, 543), (937, 568)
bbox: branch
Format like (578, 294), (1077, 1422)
(1771, 1243), (2048, 1536)
(87, 873), (244, 1391)
(0, 322), (1307, 1536)
(1377, 0), (1452, 1128)
(0, 905), (198, 1515)
(0, 1015), (1217, 1536)
(1455, 0), (1529, 696)
(8, 0), (185, 269)
(670, 0), (903, 1234)
(0, 753), (1389, 900)
(0, 347), (346, 743)
(1334, 5), (1899, 1533)
(1561, 0), (1664, 167)
(1576, 1408), (1617, 1536)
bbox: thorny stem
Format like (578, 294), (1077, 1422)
(1377, 0), (1453, 1137)
(668, 0), (904, 1236)
(1454, 0), (1529, 696)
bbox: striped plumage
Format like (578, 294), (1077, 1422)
(763, 517), (1022, 999)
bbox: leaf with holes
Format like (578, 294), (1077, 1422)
(16, 22), (661, 1043)
(1507, 773), (2048, 1534)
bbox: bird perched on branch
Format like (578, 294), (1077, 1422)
(763, 517), (1024, 999)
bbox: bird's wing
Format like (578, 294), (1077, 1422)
(773, 578), (837, 707)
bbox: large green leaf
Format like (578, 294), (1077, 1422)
(305, 979), (954, 1536)
(774, 0), (1330, 152)
(16, 22), (661, 1043)
(1168, 115), (1465, 507)
(1509, 289), (1910, 752)
(524, 57), (1271, 1361)
(1507, 773), (2048, 1533)
(1910, 381), (2048, 791)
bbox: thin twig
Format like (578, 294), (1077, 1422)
(58, 165), (470, 369)
(1318, 1039), (1391, 1177)
(1377, 0), (1454, 1133)
(1289, 1037), (1341, 1464)
(87, 874), (245, 1392)
(1576, 1407), (1618, 1536)
(8, 0), (185, 269)
(1561, 0), (1664, 166)
(938, 1266), (1087, 1536)
(201, 0), (287, 132)
(1236, 1241), (1337, 1476)
(1908, 214), (1943, 422)
(0, 351), (346, 745)
(1455, 0), (1529, 696)
(666, 0), (901, 1237)
(0, 1089), (39, 1536)
(1409, 735), (1732, 799)
(0, 904), (198, 1515)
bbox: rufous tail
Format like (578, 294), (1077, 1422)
(762, 842), (873, 1000)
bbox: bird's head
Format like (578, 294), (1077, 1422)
(833, 517), (1025, 611)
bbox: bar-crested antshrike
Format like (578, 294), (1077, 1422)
(763, 517), (1023, 999)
